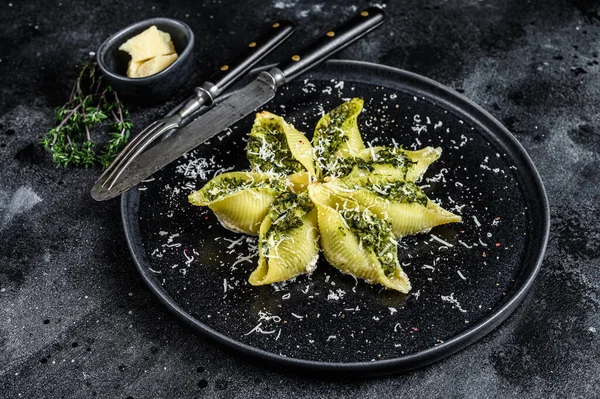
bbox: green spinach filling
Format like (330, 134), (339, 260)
(247, 122), (304, 174)
(364, 180), (428, 206)
(314, 102), (353, 175)
(327, 156), (355, 178)
(356, 147), (416, 177)
(341, 207), (398, 276)
(203, 176), (284, 202)
(261, 192), (314, 255)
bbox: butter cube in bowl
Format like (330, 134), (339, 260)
(97, 18), (194, 104)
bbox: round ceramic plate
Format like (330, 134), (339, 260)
(121, 60), (549, 376)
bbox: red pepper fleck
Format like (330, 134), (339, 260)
(205, 216), (209, 220)
(412, 327), (419, 332)
(496, 243), (501, 247)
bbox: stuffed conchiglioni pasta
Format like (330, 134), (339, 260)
(246, 111), (315, 176)
(343, 146), (442, 182)
(187, 98), (464, 294)
(249, 192), (320, 286)
(325, 176), (462, 238)
(313, 98), (366, 179)
(188, 171), (286, 235)
(308, 184), (411, 293)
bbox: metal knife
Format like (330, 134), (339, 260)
(92, 7), (385, 201)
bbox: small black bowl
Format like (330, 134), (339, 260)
(97, 18), (194, 105)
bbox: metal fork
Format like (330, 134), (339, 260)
(97, 20), (296, 191)
(97, 87), (211, 189)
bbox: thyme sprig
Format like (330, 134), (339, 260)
(41, 62), (132, 169)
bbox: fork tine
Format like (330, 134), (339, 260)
(103, 121), (178, 190)
(101, 121), (168, 187)
(96, 120), (163, 184)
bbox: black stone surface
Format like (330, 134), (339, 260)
(0, 0), (598, 397)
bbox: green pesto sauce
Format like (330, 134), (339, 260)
(314, 103), (354, 174)
(356, 147), (416, 178)
(269, 192), (313, 233)
(341, 208), (397, 276)
(329, 156), (355, 178)
(261, 192), (314, 255)
(355, 158), (374, 172)
(246, 122), (303, 175)
(203, 176), (284, 202)
(363, 180), (428, 206)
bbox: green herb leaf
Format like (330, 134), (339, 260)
(41, 62), (132, 169)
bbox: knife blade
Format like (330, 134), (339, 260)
(91, 73), (278, 200)
(92, 7), (385, 201)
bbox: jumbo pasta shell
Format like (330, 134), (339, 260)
(326, 176), (461, 238)
(346, 146), (442, 181)
(247, 111), (315, 176)
(207, 187), (281, 235)
(313, 98), (365, 179)
(188, 171), (284, 235)
(249, 208), (319, 286)
(308, 184), (411, 293)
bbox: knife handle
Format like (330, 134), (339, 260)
(277, 7), (384, 83)
(207, 20), (296, 97)
(177, 20), (295, 119)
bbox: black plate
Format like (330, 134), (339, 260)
(121, 60), (549, 376)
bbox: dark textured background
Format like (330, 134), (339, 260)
(0, 0), (598, 397)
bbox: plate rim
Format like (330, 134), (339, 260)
(120, 59), (550, 375)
